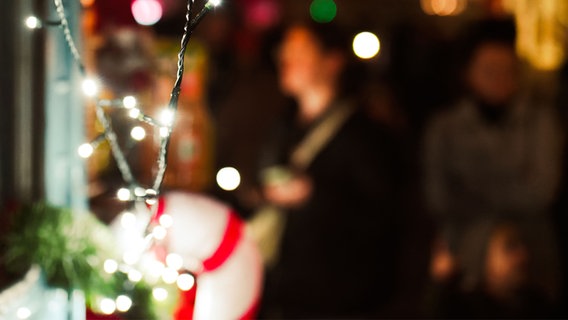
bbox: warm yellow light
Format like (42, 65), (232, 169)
(122, 96), (137, 109)
(152, 226), (167, 240)
(128, 108), (141, 119)
(166, 253), (183, 270)
(81, 78), (99, 97)
(25, 16), (41, 29)
(130, 126), (146, 141)
(177, 273), (195, 291)
(159, 214), (173, 228)
(117, 188), (131, 201)
(353, 32), (380, 59)
(127, 269), (143, 282)
(120, 211), (136, 228)
(216, 167), (241, 191)
(78, 143), (94, 158)
(16, 308), (31, 320)
(99, 298), (116, 315)
(421, 0), (466, 16)
(103, 259), (118, 274)
(152, 287), (168, 301)
(161, 267), (179, 284)
(115, 295), (132, 312)
(80, 0), (96, 8)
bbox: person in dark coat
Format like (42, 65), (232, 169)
(255, 21), (402, 318)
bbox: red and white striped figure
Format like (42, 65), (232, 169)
(113, 192), (263, 319)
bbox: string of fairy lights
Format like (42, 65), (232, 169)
(22, 0), (221, 316)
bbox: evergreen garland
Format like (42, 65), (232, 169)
(2, 203), (157, 319)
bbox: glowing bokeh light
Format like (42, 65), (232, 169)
(352, 31), (381, 59)
(81, 78), (99, 97)
(120, 211), (136, 228)
(421, 0), (466, 16)
(159, 109), (174, 126)
(99, 298), (116, 315)
(117, 188), (131, 201)
(25, 16), (41, 29)
(161, 267), (179, 284)
(16, 308), (31, 320)
(131, 0), (163, 26)
(77, 143), (94, 158)
(128, 108), (141, 119)
(152, 287), (168, 301)
(130, 126), (146, 141)
(216, 167), (241, 191)
(152, 226), (167, 240)
(116, 295), (133, 312)
(122, 96), (137, 109)
(309, 0), (337, 23)
(159, 214), (173, 228)
(80, 0), (96, 8)
(103, 259), (118, 274)
(159, 127), (170, 138)
(128, 269), (143, 282)
(177, 273), (195, 291)
(166, 253), (183, 270)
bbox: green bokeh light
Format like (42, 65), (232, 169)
(309, 0), (337, 23)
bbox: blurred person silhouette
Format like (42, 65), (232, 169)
(423, 17), (564, 299)
(252, 21), (402, 318)
(426, 218), (559, 318)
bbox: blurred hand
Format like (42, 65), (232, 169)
(263, 174), (312, 209)
(430, 238), (456, 283)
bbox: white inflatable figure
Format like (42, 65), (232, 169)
(112, 191), (263, 320)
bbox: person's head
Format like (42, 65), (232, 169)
(276, 21), (350, 98)
(461, 18), (518, 106)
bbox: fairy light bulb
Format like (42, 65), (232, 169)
(25, 16), (41, 29)
(353, 32), (381, 59)
(152, 226), (167, 240)
(77, 143), (94, 158)
(130, 126), (146, 141)
(145, 189), (158, 205)
(134, 187), (146, 197)
(16, 307), (31, 319)
(120, 211), (136, 228)
(166, 253), (183, 270)
(117, 188), (131, 201)
(161, 267), (179, 284)
(131, 0), (163, 26)
(81, 78), (99, 97)
(216, 167), (241, 191)
(99, 298), (116, 315)
(128, 269), (143, 282)
(208, 0), (222, 7)
(103, 259), (118, 274)
(159, 109), (174, 126)
(116, 295), (133, 312)
(159, 127), (170, 138)
(152, 287), (168, 301)
(122, 96), (137, 109)
(177, 273), (195, 291)
(159, 214), (173, 228)
(128, 108), (141, 119)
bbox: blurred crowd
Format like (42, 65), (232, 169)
(205, 16), (568, 318)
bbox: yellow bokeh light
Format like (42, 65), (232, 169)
(216, 167), (241, 191)
(352, 32), (380, 60)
